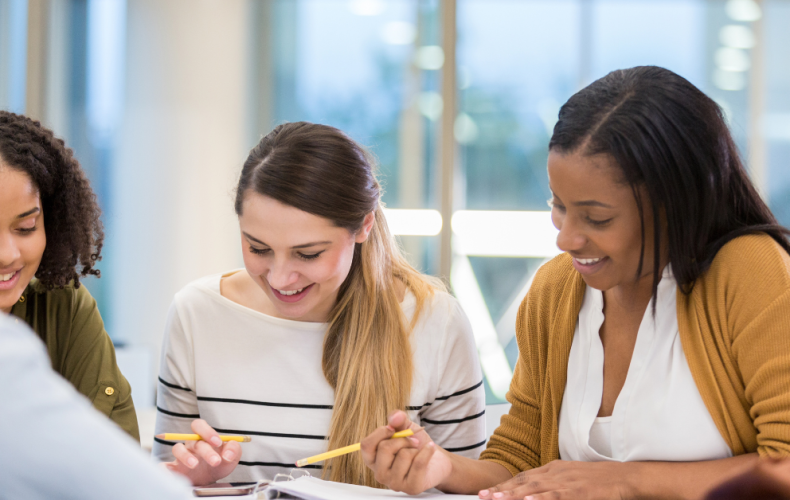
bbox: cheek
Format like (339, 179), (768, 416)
(241, 251), (268, 276)
(22, 231), (46, 267)
(315, 246), (356, 284)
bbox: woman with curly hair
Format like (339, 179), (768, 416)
(0, 110), (139, 440)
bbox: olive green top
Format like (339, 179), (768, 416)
(9, 279), (140, 442)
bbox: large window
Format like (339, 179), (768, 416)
(2, 0), (789, 410)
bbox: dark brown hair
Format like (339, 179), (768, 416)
(549, 66), (790, 300)
(0, 111), (104, 288)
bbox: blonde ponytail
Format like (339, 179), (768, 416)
(322, 206), (442, 486)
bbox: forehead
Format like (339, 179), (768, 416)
(239, 192), (348, 245)
(0, 167), (40, 214)
(547, 150), (630, 202)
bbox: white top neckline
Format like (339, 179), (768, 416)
(558, 267), (732, 462)
(194, 269), (416, 331)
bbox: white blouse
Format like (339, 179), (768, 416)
(558, 267), (732, 462)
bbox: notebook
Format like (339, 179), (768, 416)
(263, 476), (480, 500)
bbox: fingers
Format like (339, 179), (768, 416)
(387, 410), (414, 431)
(372, 435), (420, 479)
(219, 440), (241, 464)
(191, 419), (223, 447)
(360, 424), (398, 467)
(172, 442), (200, 469)
(193, 439), (223, 467)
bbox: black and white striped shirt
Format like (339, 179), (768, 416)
(152, 272), (486, 483)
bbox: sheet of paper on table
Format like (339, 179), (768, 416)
(261, 476), (479, 500)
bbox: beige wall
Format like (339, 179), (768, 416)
(110, 0), (251, 397)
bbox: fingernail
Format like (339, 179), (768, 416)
(223, 450), (235, 461)
(211, 437), (222, 447)
(209, 454), (221, 466)
(428, 441), (435, 447)
(409, 437), (419, 446)
(479, 490), (489, 496)
(386, 425), (395, 431)
(187, 457), (198, 468)
(493, 493), (504, 499)
(526, 497), (534, 500)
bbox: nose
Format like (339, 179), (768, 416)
(266, 257), (300, 290)
(0, 231), (21, 268)
(554, 214), (587, 254)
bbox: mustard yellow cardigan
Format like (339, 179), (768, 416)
(480, 234), (790, 475)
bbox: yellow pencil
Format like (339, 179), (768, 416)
(156, 433), (252, 443)
(295, 429), (415, 467)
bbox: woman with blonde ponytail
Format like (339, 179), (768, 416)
(152, 122), (486, 487)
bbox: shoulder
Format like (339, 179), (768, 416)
(171, 272), (227, 308)
(23, 279), (97, 318)
(519, 252), (580, 315)
(411, 289), (467, 328)
(702, 234), (790, 296)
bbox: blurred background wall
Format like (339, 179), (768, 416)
(1, 0), (789, 442)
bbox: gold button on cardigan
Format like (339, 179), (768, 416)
(480, 234), (790, 475)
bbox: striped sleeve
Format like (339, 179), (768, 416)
(418, 298), (487, 458)
(152, 301), (199, 462)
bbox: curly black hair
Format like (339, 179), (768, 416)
(0, 111), (104, 288)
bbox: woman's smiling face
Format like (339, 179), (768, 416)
(238, 192), (373, 323)
(0, 166), (46, 313)
(547, 149), (663, 292)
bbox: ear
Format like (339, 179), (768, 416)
(355, 212), (375, 244)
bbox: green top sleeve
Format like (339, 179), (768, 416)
(10, 279), (140, 442)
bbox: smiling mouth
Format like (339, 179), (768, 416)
(276, 287), (305, 296)
(574, 257), (603, 265)
(0, 271), (19, 282)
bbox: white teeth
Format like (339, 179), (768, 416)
(576, 258), (603, 265)
(0, 273), (15, 282)
(278, 287), (305, 296)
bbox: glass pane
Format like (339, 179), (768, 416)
(263, 0), (441, 274)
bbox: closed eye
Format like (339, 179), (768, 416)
(297, 251), (323, 261)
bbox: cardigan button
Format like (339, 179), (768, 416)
(18, 295), (25, 303)
(105, 387), (115, 396)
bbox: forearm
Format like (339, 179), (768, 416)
(437, 451), (514, 494)
(630, 453), (758, 499)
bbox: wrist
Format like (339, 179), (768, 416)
(622, 461), (664, 499)
(435, 447), (461, 492)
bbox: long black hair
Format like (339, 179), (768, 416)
(549, 66), (790, 297)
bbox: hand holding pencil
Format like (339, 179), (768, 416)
(359, 410), (453, 494)
(161, 419), (242, 487)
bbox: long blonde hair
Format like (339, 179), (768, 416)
(235, 122), (443, 487)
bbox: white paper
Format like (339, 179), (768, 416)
(264, 476), (479, 500)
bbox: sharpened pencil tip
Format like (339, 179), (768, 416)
(155, 434), (165, 439)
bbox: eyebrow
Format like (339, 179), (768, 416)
(573, 200), (614, 209)
(550, 190), (613, 209)
(242, 232), (332, 249)
(16, 207), (40, 219)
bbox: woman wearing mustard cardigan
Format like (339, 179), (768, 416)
(359, 66), (790, 499)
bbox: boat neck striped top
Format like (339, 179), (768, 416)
(152, 272), (487, 483)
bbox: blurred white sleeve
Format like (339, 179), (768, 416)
(0, 315), (192, 500)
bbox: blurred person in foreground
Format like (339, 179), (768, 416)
(361, 66), (790, 499)
(706, 458), (790, 500)
(0, 111), (138, 440)
(0, 313), (191, 499)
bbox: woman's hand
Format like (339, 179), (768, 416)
(478, 460), (639, 500)
(162, 419), (242, 486)
(360, 410), (453, 495)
